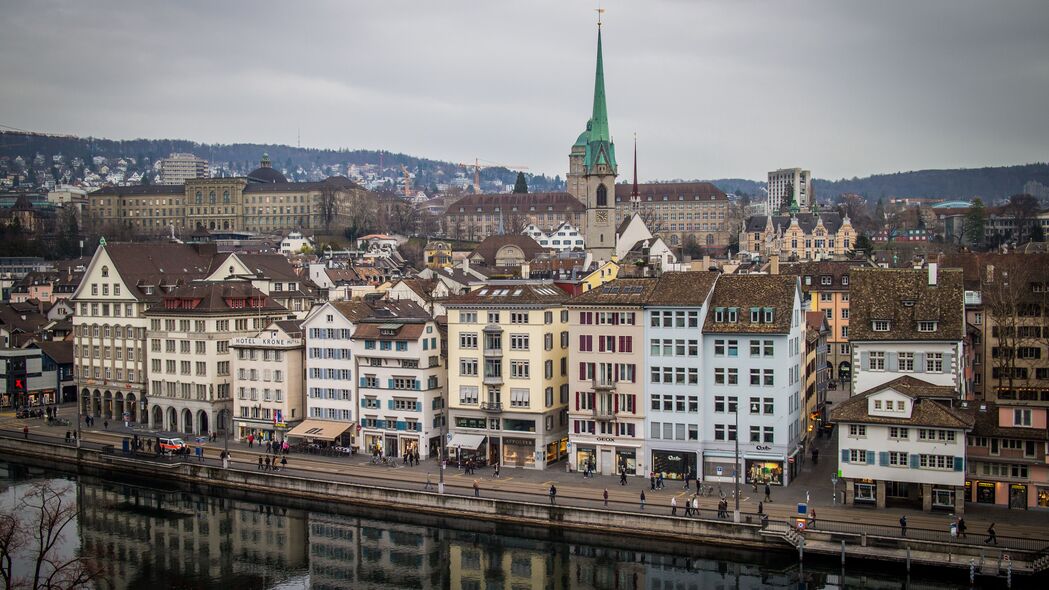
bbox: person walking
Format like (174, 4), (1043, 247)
(764, 483), (772, 502)
(258, 456), (264, 470)
(280, 455), (287, 471)
(640, 490), (646, 510)
(985, 523), (997, 545)
(23, 424), (28, 439)
(683, 496), (692, 517)
(958, 517), (967, 539)
(899, 515), (908, 537)
(473, 480), (480, 498)
(758, 501), (764, 516)
(808, 508), (816, 529)
(657, 472), (665, 490)
(603, 488), (609, 507)
(103, 420), (108, 430)
(650, 473), (656, 491)
(425, 474), (434, 491)
(247, 434), (254, 448)
(494, 463), (500, 479)
(671, 496), (678, 516)
(692, 497), (699, 518)
(549, 484), (557, 505)
(620, 470), (627, 486)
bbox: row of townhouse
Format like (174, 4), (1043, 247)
(439, 272), (807, 484)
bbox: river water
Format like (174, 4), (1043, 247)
(0, 461), (1009, 589)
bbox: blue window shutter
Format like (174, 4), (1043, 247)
(944, 352), (955, 373)
(910, 454), (920, 469)
(360, 377), (366, 387)
(866, 452), (875, 465)
(415, 401), (421, 411)
(415, 381), (421, 390)
(387, 400), (394, 410)
(915, 352), (925, 373)
(387, 378), (394, 389)
(860, 351), (870, 370)
(361, 398), (367, 407)
(840, 449), (849, 463)
(954, 457), (964, 472)
(879, 451), (889, 466)
(886, 353), (898, 372)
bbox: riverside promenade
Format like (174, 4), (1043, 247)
(3, 406), (1049, 578)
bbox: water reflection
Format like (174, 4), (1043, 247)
(0, 463), (991, 590)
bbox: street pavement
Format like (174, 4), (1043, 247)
(2, 403), (1048, 546)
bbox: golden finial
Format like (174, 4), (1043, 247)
(596, 1), (605, 27)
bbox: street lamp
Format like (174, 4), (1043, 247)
(733, 398), (740, 523)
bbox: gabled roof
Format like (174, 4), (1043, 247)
(352, 322), (426, 341)
(446, 192), (585, 214)
(779, 260), (870, 293)
(90, 243), (216, 302)
(447, 283), (569, 306)
(35, 340), (74, 364)
(745, 212), (845, 234)
(613, 182), (727, 203)
(145, 280), (287, 315)
(859, 375), (959, 400)
(703, 274), (798, 334)
(831, 377), (973, 429)
(961, 402), (1049, 441)
(849, 267), (964, 341)
(645, 272), (719, 306)
(569, 277), (660, 306)
(220, 253), (301, 282)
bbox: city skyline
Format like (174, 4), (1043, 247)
(1, 1), (1047, 181)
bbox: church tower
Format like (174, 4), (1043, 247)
(567, 19), (618, 261)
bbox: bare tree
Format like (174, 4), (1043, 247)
(983, 257), (1039, 399)
(636, 206), (665, 236)
(0, 481), (103, 590)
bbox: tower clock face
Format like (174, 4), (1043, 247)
(595, 210), (608, 223)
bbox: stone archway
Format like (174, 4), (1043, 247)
(80, 388), (91, 415)
(837, 361), (852, 383)
(181, 409), (193, 434)
(126, 393), (137, 424)
(152, 406), (163, 430)
(102, 391), (113, 419)
(114, 392), (124, 421)
(91, 389), (101, 417)
(166, 407), (178, 432)
(197, 410), (209, 435)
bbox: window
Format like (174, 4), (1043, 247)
(848, 449), (868, 463)
(918, 321), (938, 332)
(898, 352), (914, 372)
(460, 358), (478, 376)
(918, 455), (953, 470)
(714, 339), (725, 356)
(727, 368), (738, 385)
(763, 369), (774, 386)
(510, 312), (529, 324)
(510, 360), (530, 379)
(1014, 409), (1032, 427)
(926, 352), (943, 373)
(889, 427), (909, 439)
(510, 389), (530, 408)
(460, 311), (477, 323)
(459, 333), (478, 349)
(763, 427), (774, 443)
(459, 386), (479, 405)
(487, 311), (500, 324)
(510, 334), (529, 350)
(714, 368), (725, 385)
(848, 424), (866, 437)
(869, 351), (885, 370)
(727, 340), (738, 357)
(872, 320), (890, 332)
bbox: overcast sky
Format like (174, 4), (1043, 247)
(2, 0), (1047, 181)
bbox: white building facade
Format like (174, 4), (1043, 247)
(767, 167), (811, 213)
(523, 222), (585, 252)
(231, 320), (305, 442)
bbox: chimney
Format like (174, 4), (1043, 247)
(702, 255), (711, 270)
(462, 257), (470, 272)
(770, 254), (780, 275)
(986, 264), (995, 284)
(520, 262), (530, 279)
(928, 262), (938, 286)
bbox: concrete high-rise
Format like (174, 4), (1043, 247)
(767, 168), (812, 214)
(159, 153), (209, 185)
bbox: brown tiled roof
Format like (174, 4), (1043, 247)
(779, 260), (870, 293)
(831, 377), (974, 429)
(613, 182), (727, 203)
(272, 319), (304, 337)
(352, 322), (426, 340)
(447, 192), (584, 214)
(447, 283), (569, 306)
(100, 243), (216, 302)
(397, 279), (440, 300)
(703, 274), (798, 334)
(858, 375), (958, 399)
(224, 253), (301, 282)
(938, 252), (1049, 292)
(145, 281), (288, 315)
(961, 402), (1049, 441)
(35, 340), (74, 364)
(646, 272), (720, 306)
(329, 301), (378, 323)
(469, 235), (546, 266)
(849, 267), (964, 341)
(0, 303), (49, 334)
(805, 311), (827, 342)
(568, 277), (660, 306)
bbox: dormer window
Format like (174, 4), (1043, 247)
(902, 299), (915, 307)
(917, 321), (938, 332)
(714, 307), (724, 322)
(101, 266), (109, 278)
(841, 275), (849, 285)
(872, 320), (890, 332)
(820, 276), (831, 285)
(750, 307), (760, 323)
(763, 307), (774, 323)
(727, 307), (738, 323)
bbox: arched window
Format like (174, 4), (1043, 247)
(101, 265), (109, 278)
(195, 191), (202, 205)
(209, 191), (216, 204)
(596, 184), (607, 207)
(706, 234), (714, 245)
(223, 190), (230, 204)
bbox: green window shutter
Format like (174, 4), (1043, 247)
(953, 457), (964, 472)
(910, 454), (920, 469)
(879, 452), (889, 466)
(840, 449), (849, 463)
(866, 452), (875, 465)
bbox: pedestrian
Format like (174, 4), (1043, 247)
(223, 452), (230, 469)
(985, 523), (997, 545)
(650, 473), (656, 491)
(103, 420), (108, 430)
(425, 474), (434, 491)
(258, 456), (264, 470)
(23, 424), (29, 439)
(692, 497), (699, 517)
(549, 484), (557, 505)
(958, 517), (967, 538)
(683, 496), (692, 517)
(809, 509), (816, 529)
(494, 463), (500, 478)
(764, 483), (772, 502)
(65, 431), (71, 443)
(620, 470), (627, 486)
(248, 434), (254, 448)
(640, 490), (646, 510)
(683, 472), (690, 490)
(603, 488), (609, 507)
(758, 501), (764, 515)
(196, 446), (204, 463)
(473, 480), (480, 497)
(280, 456), (287, 470)
(671, 496), (678, 516)
(899, 515), (907, 537)
(658, 472), (665, 490)
(72, 431), (77, 443)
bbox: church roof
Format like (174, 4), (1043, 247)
(577, 27), (617, 173)
(744, 212), (845, 234)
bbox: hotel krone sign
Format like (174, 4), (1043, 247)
(230, 337), (302, 347)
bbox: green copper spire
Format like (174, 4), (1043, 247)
(590, 28), (610, 143)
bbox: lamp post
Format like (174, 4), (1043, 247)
(733, 399), (741, 523)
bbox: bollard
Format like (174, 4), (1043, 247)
(840, 540), (845, 565)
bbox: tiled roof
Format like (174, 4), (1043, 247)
(568, 277), (660, 306)
(99, 243), (216, 302)
(779, 260), (870, 293)
(744, 212), (846, 234)
(645, 272), (720, 306)
(613, 182), (727, 202)
(447, 192), (585, 213)
(469, 235), (546, 266)
(961, 402), (1049, 441)
(272, 319), (304, 338)
(831, 377), (973, 429)
(848, 267), (964, 341)
(225, 253), (301, 282)
(703, 274), (798, 334)
(858, 375), (958, 400)
(447, 283), (570, 306)
(352, 322), (426, 340)
(35, 340), (74, 364)
(146, 281), (287, 315)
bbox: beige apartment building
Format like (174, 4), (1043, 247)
(231, 320), (305, 442)
(145, 280), (291, 435)
(444, 283), (571, 469)
(742, 212), (856, 261)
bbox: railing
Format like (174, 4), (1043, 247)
(482, 374), (503, 386)
(809, 517), (1046, 553)
(480, 402), (502, 412)
(483, 347), (502, 357)
(592, 379), (616, 391)
(593, 409), (615, 420)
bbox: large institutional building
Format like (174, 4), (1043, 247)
(88, 154), (359, 235)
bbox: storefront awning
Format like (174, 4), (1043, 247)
(448, 433), (486, 450)
(743, 453), (785, 461)
(286, 419), (354, 441)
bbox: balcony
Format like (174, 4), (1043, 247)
(481, 401), (503, 412)
(593, 378), (617, 391)
(593, 408), (616, 421)
(483, 374), (504, 386)
(483, 346), (503, 358)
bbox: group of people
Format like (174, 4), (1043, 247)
(258, 453), (288, 471)
(246, 434), (289, 455)
(402, 449), (421, 466)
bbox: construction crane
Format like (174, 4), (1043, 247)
(457, 158), (529, 194)
(400, 165), (413, 197)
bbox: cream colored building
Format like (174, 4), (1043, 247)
(145, 280), (291, 435)
(231, 320), (305, 442)
(445, 283), (571, 469)
(741, 212), (856, 261)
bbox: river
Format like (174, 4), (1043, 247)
(0, 461), (1010, 589)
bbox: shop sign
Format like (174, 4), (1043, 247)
(755, 445), (772, 451)
(231, 337), (301, 347)
(504, 437), (534, 447)
(715, 466), (724, 476)
(665, 455), (682, 462)
(596, 436), (615, 442)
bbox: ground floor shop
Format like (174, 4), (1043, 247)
(360, 431), (434, 460)
(649, 449), (698, 480)
(285, 418), (355, 448)
(702, 449), (795, 487)
(235, 417), (293, 443)
(446, 432), (568, 469)
(964, 479), (1049, 510)
(570, 438), (643, 476)
(844, 478), (965, 513)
